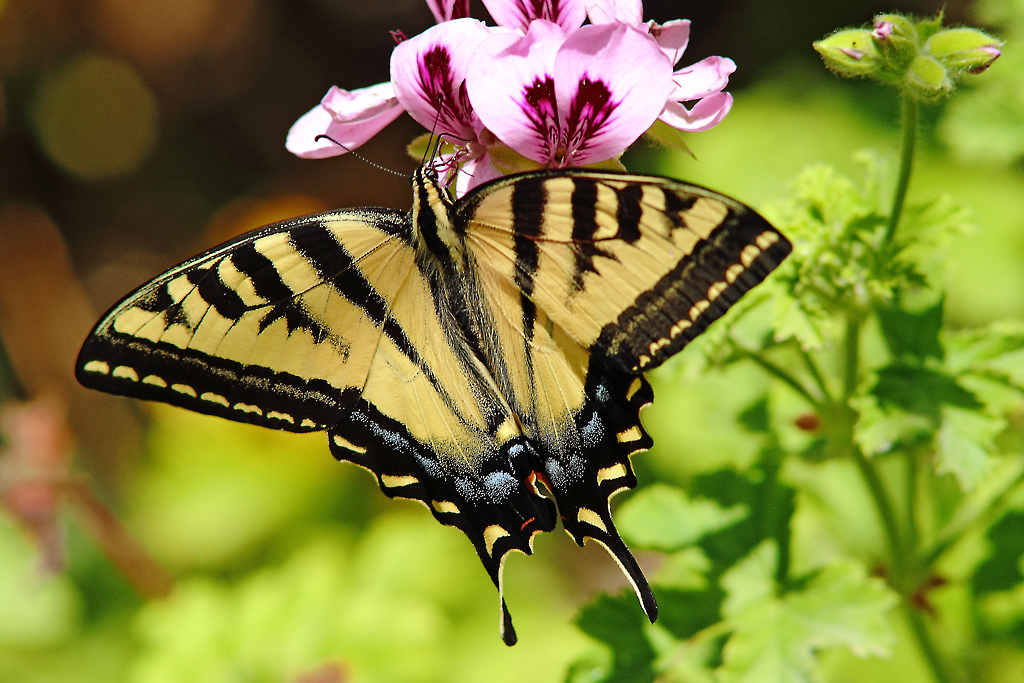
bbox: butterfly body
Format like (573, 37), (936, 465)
(77, 167), (791, 644)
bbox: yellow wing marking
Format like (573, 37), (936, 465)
(82, 360), (110, 375)
(484, 524), (510, 556)
(113, 366), (138, 381)
(332, 434), (367, 454)
(577, 507), (608, 532)
(432, 500), (460, 514)
(142, 375), (167, 387)
(597, 463), (628, 484)
(381, 474), (419, 488)
(171, 383), (196, 397)
(616, 426), (642, 443)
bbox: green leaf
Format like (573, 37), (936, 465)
(851, 393), (933, 456)
(717, 543), (898, 683)
(871, 365), (983, 422)
(617, 484), (748, 551)
(874, 297), (945, 363)
(642, 119), (694, 156)
(657, 588), (724, 641)
(973, 510), (1024, 594)
(691, 466), (796, 580)
(936, 406), (1004, 490)
(574, 592), (657, 683)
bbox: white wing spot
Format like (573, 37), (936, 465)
(200, 392), (229, 407)
(83, 360), (110, 375)
(725, 263), (745, 283)
(233, 403), (262, 415)
(755, 231), (780, 249)
(740, 244), (761, 267)
(112, 365), (138, 381)
(707, 281), (728, 301)
(689, 300), (710, 320)
(171, 383), (197, 397)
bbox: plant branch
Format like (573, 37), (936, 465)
(905, 605), (957, 683)
(737, 349), (822, 408)
(882, 95), (918, 251)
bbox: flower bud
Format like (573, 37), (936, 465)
(926, 28), (1002, 74)
(905, 54), (952, 100)
(814, 29), (880, 77)
(815, 12), (1003, 101)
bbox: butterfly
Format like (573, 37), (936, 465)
(76, 166), (790, 644)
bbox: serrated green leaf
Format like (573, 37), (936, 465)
(721, 541), (778, 618)
(738, 397), (771, 434)
(850, 393), (933, 456)
(574, 592), (657, 683)
(617, 484), (748, 551)
(717, 545), (897, 683)
(936, 406), (1004, 490)
(874, 297), (945, 363)
(871, 365), (983, 421)
(692, 467), (796, 578)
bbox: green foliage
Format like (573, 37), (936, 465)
(572, 14), (1024, 676)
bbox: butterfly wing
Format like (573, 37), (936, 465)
(76, 209), (417, 431)
(459, 170), (792, 373)
(455, 170), (791, 619)
(76, 202), (558, 645)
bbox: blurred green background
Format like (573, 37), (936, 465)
(2, 0), (1023, 681)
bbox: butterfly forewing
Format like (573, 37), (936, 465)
(459, 170), (792, 374)
(76, 209), (412, 432)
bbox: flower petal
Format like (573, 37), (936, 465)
(390, 19), (493, 139)
(466, 20), (567, 164)
(658, 92), (733, 132)
(670, 56), (735, 101)
(585, 0), (642, 26)
(426, 0), (471, 23)
(286, 83), (403, 159)
(553, 22), (672, 165)
(483, 0), (587, 33)
(649, 18), (690, 66)
(456, 152), (503, 196)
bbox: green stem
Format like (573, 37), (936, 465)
(799, 346), (833, 403)
(738, 350), (822, 408)
(905, 606), (956, 683)
(905, 448), (920, 559)
(882, 95), (918, 251)
(853, 447), (906, 580)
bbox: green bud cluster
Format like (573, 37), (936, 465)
(813, 12), (1002, 101)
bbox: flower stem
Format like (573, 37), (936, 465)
(905, 606), (956, 683)
(738, 349), (822, 408)
(882, 94), (918, 251)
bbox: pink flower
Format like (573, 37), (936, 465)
(466, 20), (671, 168)
(287, 19), (498, 188)
(482, 0), (586, 33)
(586, 0), (735, 132)
(286, 82), (404, 159)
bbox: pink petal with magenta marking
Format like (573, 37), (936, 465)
(553, 23), (672, 165)
(426, 0), (471, 23)
(391, 19), (493, 139)
(467, 20), (566, 164)
(483, 0), (586, 33)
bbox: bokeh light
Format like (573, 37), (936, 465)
(31, 53), (158, 180)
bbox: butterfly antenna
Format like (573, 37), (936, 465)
(314, 135), (405, 177)
(420, 106), (446, 168)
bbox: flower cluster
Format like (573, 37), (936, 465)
(286, 0), (735, 194)
(814, 12), (1001, 102)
